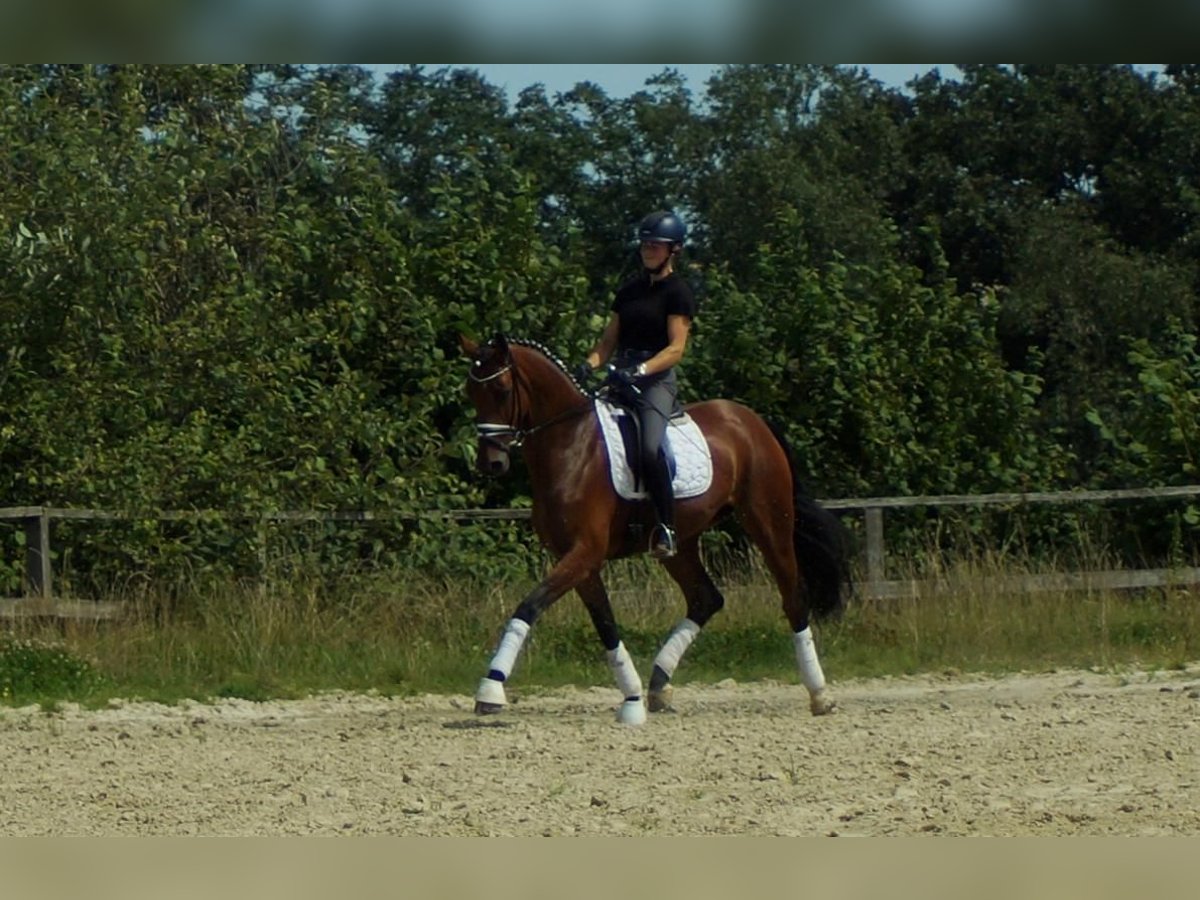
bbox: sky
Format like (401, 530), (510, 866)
(381, 64), (952, 101)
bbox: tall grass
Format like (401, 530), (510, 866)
(3, 539), (1199, 708)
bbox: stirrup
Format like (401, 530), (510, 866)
(649, 525), (677, 559)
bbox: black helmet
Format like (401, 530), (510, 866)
(637, 210), (686, 246)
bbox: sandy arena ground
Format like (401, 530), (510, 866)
(3, 666), (1198, 836)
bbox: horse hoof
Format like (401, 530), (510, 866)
(475, 676), (507, 714)
(616, 697), (647, 726)
(809, 693), (837, 716)
(647, 687), (675, 713)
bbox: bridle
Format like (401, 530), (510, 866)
(468, 347), (590, 452)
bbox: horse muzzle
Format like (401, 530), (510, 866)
(476, 443), (511, 476)
(474, 423), (516, 477)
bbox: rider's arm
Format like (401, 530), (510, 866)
(586, 315), (621, 370)
(640, 315), (691, 376)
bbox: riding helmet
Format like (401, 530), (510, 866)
(638, 210), (686, 246)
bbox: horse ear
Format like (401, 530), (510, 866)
(458, 334), (479, 357)
(491, 332), (508, 352)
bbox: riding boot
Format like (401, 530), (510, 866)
(645, 452), (676, 559)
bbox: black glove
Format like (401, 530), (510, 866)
(609, 364), (639, 387)
(573, 362), (593, 385)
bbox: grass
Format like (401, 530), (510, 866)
(2, 547), (1199, 709)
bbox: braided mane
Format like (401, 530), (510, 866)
(495, 335), (588, 390)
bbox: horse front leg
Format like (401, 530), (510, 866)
(474, 547), (601, 715)
(576, 573), (646, 726)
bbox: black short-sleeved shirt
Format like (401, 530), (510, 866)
(611, 272), (697, 353)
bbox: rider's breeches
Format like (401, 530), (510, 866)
(634, 372), (678, 528)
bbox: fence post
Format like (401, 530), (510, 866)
(864, 506), (885, 595)
(23, 509), (52, 601)
(257, 514), (269, 578)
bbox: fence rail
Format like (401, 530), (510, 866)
(3, 485), (1200, 615)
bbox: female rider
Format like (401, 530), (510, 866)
(576, 210), (696, 559)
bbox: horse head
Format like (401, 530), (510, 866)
(460, 332), (593, 479)
(460, 333), (520, 476)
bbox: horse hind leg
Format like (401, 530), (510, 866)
(793, 624), (835, 716)
(785, 579), (836, 716)
(649, 539), (726, 712)
(739, 490), (836, 716)
(776, 534), (836, 716)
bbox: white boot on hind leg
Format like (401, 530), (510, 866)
(794, 626), (836, 716)
(648, 619), (700, 713)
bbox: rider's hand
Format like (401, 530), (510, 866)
(573, 362), (593, 385)
(610, 365), (639, 387)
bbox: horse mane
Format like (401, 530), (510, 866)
(495, 335), (588, 391)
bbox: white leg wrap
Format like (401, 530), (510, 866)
(607, 642), (643, 699)
(652, 618), (701, 678)
(487, 618), (531, 681)
(793, 626), (826, 693)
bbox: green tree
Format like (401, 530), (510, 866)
(689, 208), (1052, 497)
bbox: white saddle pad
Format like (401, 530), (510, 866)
(594, 400), (713, 500)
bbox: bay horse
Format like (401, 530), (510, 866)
(460, 333), (849, 725)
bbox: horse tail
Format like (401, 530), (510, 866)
(767, 421), (851, 621)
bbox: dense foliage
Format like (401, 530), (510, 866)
(2, 63), (1198, 590)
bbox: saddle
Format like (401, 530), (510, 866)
(594, 398), (713, 501)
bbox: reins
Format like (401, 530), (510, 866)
(470, 350), (592, 450)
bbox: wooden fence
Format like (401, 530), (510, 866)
(816, 485), (1200, 598)
(4, 484), (1200, 617)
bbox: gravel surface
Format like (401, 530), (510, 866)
(4, 667), (1198, 835)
